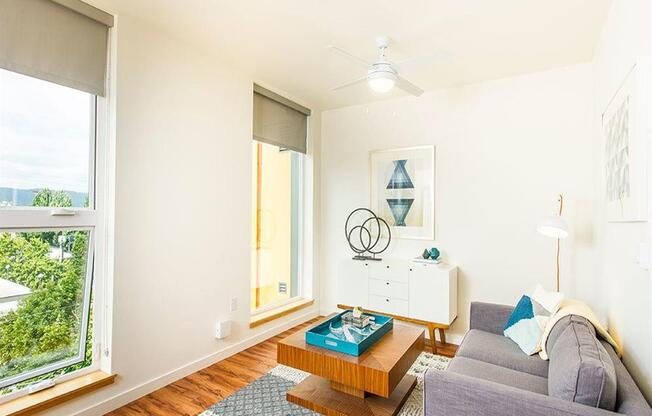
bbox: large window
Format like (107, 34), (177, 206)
(0, 68), (100, 395)
(250, 141), (303, 311)
(250, 85), (311, 317)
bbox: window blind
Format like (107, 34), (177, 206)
(253, 84), (311, 154)
(0, 0), (114, 96)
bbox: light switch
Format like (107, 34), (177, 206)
(636, 243), (649, 270)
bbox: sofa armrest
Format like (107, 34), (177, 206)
(469, 302), (514, 335)
(424, 369), (618, 416)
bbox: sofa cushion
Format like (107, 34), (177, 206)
(548, 318), (617, 411)
(545, 315), (573, 352)
(457, 329), (549, 378)
(546, 315), (595, 353)
(447, 356), (548, 395)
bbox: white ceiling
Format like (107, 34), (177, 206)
(100, 0), (612, 110)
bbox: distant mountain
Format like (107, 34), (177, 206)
(0, 187), (88, 208)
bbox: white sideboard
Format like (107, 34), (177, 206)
(337, 258), (458, 326)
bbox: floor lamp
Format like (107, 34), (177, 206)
(537, 194), (569, 292)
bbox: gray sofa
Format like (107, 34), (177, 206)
(424, 302), (652, 416)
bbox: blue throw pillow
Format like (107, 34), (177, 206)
(504, 295), (548, 355)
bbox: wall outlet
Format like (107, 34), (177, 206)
(215, 320), (231, 339)
(230, 297), (238, 312)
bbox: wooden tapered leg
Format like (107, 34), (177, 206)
(428, 324), (438, 354)
(438, 328), (446, 345)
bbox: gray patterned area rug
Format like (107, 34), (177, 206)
(200, 352), (450, 416)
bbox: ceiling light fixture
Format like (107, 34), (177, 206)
(330, 36), (443, 97)
(367, 69), (396, 93)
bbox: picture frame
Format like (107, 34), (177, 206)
(369, 145), (435, 240)
(602, 64), (648, 222)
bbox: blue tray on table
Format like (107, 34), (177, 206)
(305, 310), (393, 356)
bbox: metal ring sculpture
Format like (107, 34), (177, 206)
(344, 208), (391, 258)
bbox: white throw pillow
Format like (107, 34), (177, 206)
(531, 284), (564, 318)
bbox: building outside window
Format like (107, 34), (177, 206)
(250, 141), (303, 311)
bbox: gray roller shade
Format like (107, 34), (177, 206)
(0, 0), (114, 96)
(253, 84), (311, 154)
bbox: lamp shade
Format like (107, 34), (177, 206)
(368, 71), (397, 93)
(537, 216), (569, 239)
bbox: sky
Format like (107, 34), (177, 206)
(0, 68), (91, 193)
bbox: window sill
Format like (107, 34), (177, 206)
(250, 299), (314, 328)
(0, 371), (116, 416)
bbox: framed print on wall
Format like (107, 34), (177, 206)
(602, 64), (647, 222)
(370, 145), (435, 239)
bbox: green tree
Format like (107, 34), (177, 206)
(0, 234), (86, 376)
(0, 235), (65, 289)
(32, 189), (72, 209)
(28, 189), (74, 248)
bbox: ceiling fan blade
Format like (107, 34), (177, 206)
(394, 50), (454, 73)
(327, 46), (372, 68)
(395, 75), (424, 96)
(332, 76), (368, 91)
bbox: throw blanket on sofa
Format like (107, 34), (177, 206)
(539, 299), (622, 360)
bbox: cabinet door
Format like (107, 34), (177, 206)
(408, 263), (450, 324)
(338, 260), (369, 308)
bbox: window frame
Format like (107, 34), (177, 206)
(0, 83), (109, 400)
(0, 227), (96, 390)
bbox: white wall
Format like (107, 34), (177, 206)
(592, 0), (652, 402)
(320, 64), (595, 343)
(48, 10), (321, 416)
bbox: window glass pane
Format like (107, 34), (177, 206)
(251, 141), (300, 311)
(0, 68), (93, 208)
(0, 229), (92, 392)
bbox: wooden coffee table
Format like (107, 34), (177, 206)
(277, 316), (424, 416)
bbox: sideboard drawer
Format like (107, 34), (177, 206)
(368, 260), (409, 283)
(369, 295), (409, 316)
(369, 279), (409, 300)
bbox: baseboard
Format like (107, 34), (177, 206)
(440, 333), (464, 345)
(72, 308), (320, 416)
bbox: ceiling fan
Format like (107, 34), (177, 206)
(329, 36), (451, 96)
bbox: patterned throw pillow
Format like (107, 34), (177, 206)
(503, 285), (563, 355)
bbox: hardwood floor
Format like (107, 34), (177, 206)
(106, 318), (457, 416)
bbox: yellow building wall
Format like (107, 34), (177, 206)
(251, 142), (292, 310)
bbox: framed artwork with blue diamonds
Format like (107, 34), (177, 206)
(370, 145), (435, 240)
